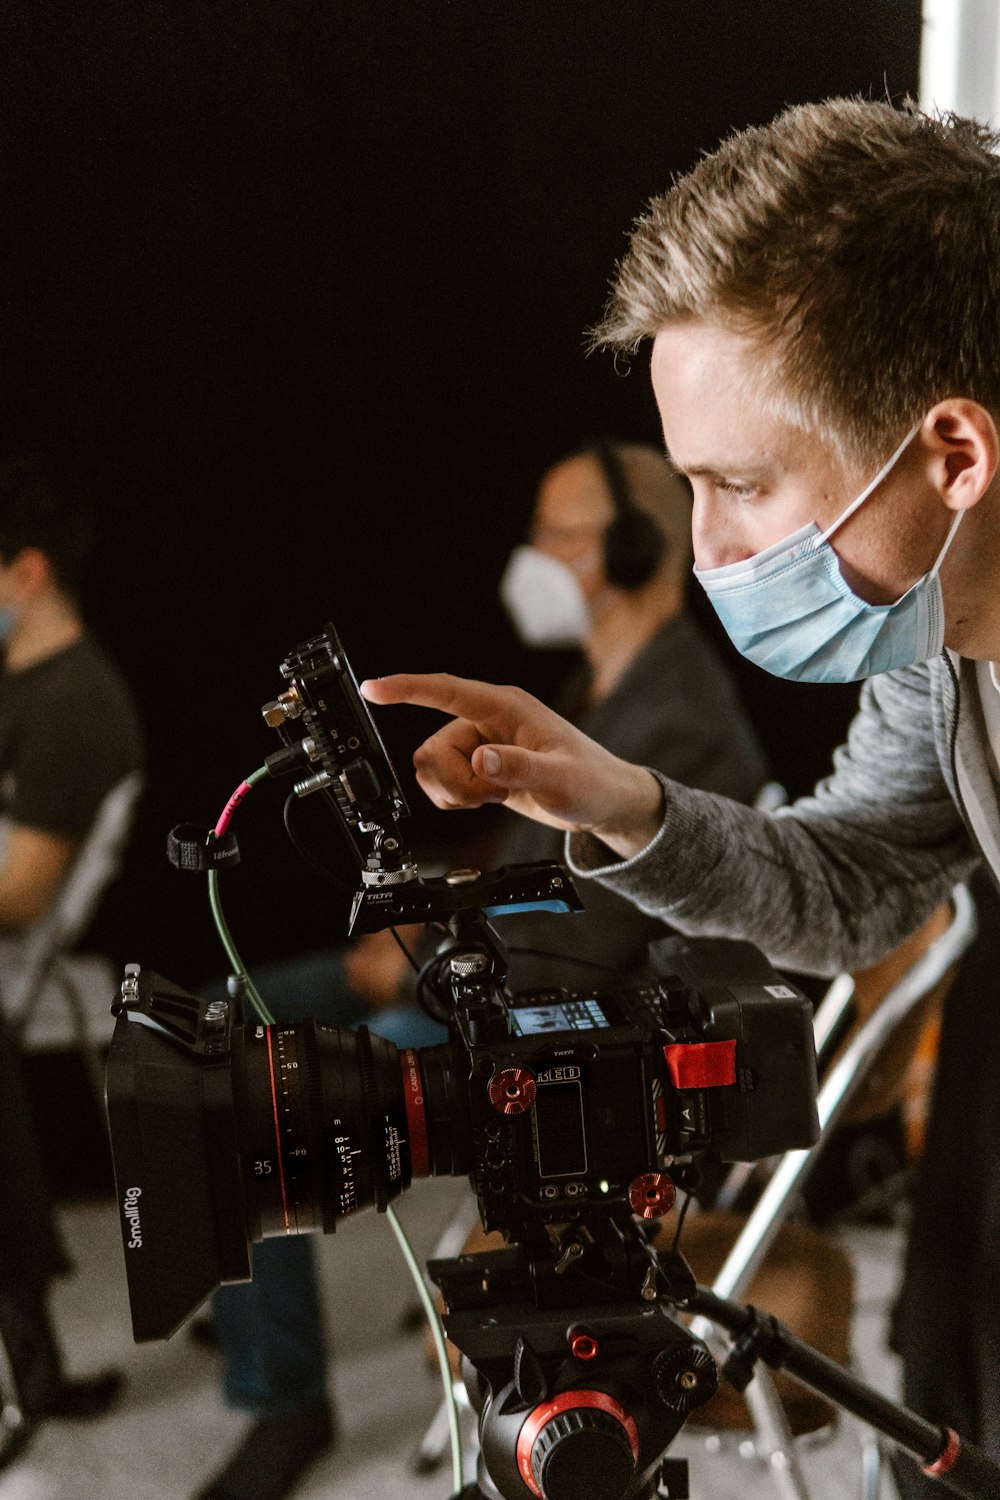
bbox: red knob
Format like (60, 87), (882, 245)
(628, 1172), (676, 1219)
(568, 1327), (599, 1361)
(488, 1066), (537, 1115)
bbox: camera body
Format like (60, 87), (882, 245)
(106, 924), (818, 1341)
(438, 923), (818, 1242)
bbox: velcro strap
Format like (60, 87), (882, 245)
(167, 823), (241, 873)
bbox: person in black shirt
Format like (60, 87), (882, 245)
(0, 457), (144, 1465)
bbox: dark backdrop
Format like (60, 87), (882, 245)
(0, 2), (921, 986)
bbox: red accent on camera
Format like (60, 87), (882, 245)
(488, 1066), (537, 1115)
(516, 1390), (639, 1499)
(568, 1327), (599, 1361)
(663, 1040), (737, 1089)
(628, 1172), (676, 1219)
(399, 1049), (429, 1179)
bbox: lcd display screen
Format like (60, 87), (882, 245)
(510, 998), (612, 1036)
(534, 1081), (587, 1177)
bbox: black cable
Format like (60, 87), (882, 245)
(670, 1190), (692, 1256)
(389, 925), (421, 974)
(416, 957), (454, 1025)
(282, 792), (353, 890)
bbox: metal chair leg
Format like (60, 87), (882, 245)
(50, 960), (111, 1139)
(743, 1366), (814, 1500)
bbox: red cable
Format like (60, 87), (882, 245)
(216, 779), (252, 837)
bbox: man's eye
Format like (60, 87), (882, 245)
(718, 479), (758, 500)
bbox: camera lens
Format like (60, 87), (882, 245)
(232, 1021), (471, 1240)
(106, 968), (474, 1341)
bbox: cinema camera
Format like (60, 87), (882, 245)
(106, 623), (826, 1500)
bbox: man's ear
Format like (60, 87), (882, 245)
(923, 399), (999, 512)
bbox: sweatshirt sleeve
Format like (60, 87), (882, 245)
(566, 662), (977, 976)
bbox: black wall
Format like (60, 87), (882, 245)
(1, 2), (921, 984)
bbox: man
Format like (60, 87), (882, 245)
(361, 101), (1000, 1491)
(0, 457), (144, 1460)
(194, 439), (768, 1500)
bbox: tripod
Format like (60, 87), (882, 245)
(431, 1227), (1000, 1500)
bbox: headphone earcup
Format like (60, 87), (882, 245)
(604, 508), (666, 590)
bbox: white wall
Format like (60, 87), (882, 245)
(921, 0), (1000, 123)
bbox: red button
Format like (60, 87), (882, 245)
(663, 1040), (737, 1089)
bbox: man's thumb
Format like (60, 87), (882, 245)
(474, 744), (536, 788)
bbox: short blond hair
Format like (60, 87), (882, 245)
(594, 98), (1000, 466)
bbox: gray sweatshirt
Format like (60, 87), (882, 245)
(566, 650), (996, 976)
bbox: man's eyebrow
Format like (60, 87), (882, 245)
(664, 448), (768, 482)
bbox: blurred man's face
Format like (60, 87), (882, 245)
(0, 560), (17, 612)
(529, 455), (614, 600)
(650, 320), (944, 607)
(0, 551), (32, 614)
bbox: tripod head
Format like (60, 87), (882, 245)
(432, 1214), (716, 1500)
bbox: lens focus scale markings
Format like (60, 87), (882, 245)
(242, 1023), (331, 1237)
(260, 1026), (319, 1234)
(264, 1026), (292, 1231)
(236, 1020), (468, 1245)
(272, 1027), (319, 1233)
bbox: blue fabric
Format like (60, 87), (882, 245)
(214, 1233), (329, 1415)
(206, 949), (445, 1415)
(370, 1005), (449, 1049)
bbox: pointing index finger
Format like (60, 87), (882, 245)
(360, 672), (512, 721)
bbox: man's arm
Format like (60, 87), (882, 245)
(362, 662), (976, 976)
(567, 662), (974, 973)
(0, 824), (76, 929)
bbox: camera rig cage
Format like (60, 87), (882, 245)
(105, 623), (999, 1500)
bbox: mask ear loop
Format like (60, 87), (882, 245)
(819, 420), (924, 545)
(927, 506), (965, 577)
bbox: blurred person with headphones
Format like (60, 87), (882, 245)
(495, 439), (770, 989)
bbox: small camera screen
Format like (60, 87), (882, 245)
(510, 997), (612, 1036)
(535, 1081), (587, 1178)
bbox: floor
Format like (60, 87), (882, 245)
(0, 1177), (906, 1500)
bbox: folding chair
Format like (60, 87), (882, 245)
(0, 771), (142, 1466)
(1, 770), (143, 1105)
(684, 884), (977, 1499)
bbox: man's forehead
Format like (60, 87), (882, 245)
(651, 326), (831, 481)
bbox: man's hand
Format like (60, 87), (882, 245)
(360, 673), (665, 862)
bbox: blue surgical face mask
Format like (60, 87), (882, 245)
(693, 422), (963, 683)
(0, 608), (18, 644)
